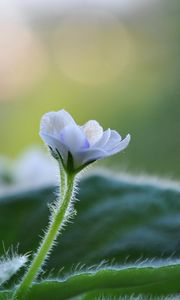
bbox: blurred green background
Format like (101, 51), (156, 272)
(0, 0), (179, 178)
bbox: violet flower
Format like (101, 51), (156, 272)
(40, 109), (130, 172)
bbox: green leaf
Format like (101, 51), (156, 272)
(0, 171), (180, 274)
(1, 172), (180, 298)
(1, 262), (180, 299)
(38, 265), (180, 299)
(13, 262), (180, 299)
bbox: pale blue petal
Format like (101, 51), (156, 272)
(74, 148), (107, 168)
(109, 130), (122, 141)
(104, 130), (122, 151)
(94, 129), (111, 148)
(40, 109), (76, 137)
(40, 109), (131, 171)
(107, 134), (131, 155)
(40, 132), (68, 163)
(74, 134), (130, 168)
(60, 124), (89, 153)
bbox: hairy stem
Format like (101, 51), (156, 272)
(59, 161), (67, 198)
(13, 172), (76, 300)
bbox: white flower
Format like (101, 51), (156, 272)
(40, 109), (130, 172)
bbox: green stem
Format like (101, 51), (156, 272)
(59, 161), (67, 198)
(13, 172), (76, 300)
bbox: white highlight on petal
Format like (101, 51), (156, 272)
(40, 109), (76, 137)
(82, 120), (103, 146)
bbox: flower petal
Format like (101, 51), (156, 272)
(60, 124), (89, 153)
(74, 134), (130, 168)
(94, 128), (111, 148)
(40, 132), (68, 163)
(107, 134), (131, 155)
(74, 148), (107, 168)
(104, 130), (122, 151)
(82, 120), (103, 146)
(39, 109), (131, 172)
(40, 109), (76, 137)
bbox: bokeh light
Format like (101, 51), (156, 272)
(0, 0), (180, 179)
(52, 9), (132, 85)
(0, 22), (47, 100)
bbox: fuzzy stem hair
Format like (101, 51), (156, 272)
(13, 171), (76, 300)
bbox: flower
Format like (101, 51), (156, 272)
(39, 109), (130, 172)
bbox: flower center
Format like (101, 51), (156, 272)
(82, 120), (103, 146)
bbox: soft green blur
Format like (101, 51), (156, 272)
(0, 0), (180, 177)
